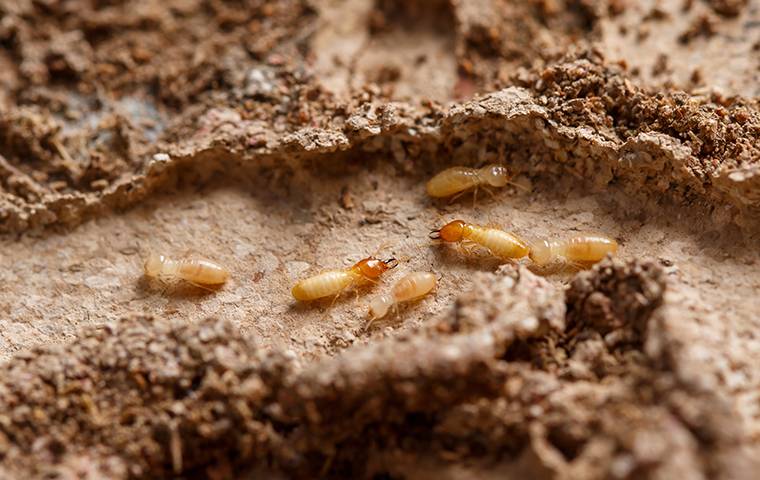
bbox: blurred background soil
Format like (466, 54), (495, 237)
(0, 0), (759, 478)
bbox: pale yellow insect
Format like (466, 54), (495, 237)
(367, 271), (437, 324)
(143, 253), (229, 288)
(426, 164), (517, 201)
(292, 257), (398, 301)
(429, 219), (530, 260)
(529, 234), (618, 268)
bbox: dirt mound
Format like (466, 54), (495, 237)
(1, 0), (759, 479)
(2, 259), (751, 478)
(2, 48), (760, 233)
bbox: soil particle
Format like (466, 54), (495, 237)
(566, 258), (665, 338)
(706, 0), (749, 17)
(679, 13), (718, 43)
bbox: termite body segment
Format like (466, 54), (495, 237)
(292, 257), (398, 301)
(368, 271), (437, 320)
(430, 220), (530, 260)
(426, 164), (513, 199)
(144, 253), (229, 286)
(529, 234), (618, 267)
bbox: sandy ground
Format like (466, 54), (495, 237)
(2, 160), (760, 362)
(1, 0), (760, 478)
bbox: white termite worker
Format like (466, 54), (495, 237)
(366, 271), (437, 329)
(143, 252), (230, 290)
(529, 234), (619, 270)
(425, 164), (525, 203)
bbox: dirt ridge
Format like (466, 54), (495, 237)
(1, 259), (754, 478)
(3, 53), (759, 234)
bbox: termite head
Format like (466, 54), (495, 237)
(353, 256), (399, 279)
(479, 164), (511, 187)
(143, 253), (166, 277)
(528, 239), (552, 266)
(368, 294), (394, 321)
(429, 220), (468, 242)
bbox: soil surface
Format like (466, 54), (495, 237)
(1, 0), (760, 479)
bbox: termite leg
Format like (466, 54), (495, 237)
(567, 260), (593, 272)
(186, 280), (216, 292)
(324, 281), (353, 316)
(459, 240), (479, 256)
(153, 276), (172, 296)
(481, 186), (497, 200)
(448, 189), (469, 205)
(327, 291), (342, 311)
(453, 242), (473, 257)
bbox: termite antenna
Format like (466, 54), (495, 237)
(370, 242), (393, 259)
(507, 179), (530, 192)
(364, 318), (373, 331)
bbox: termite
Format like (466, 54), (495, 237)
(143, 253), (230, 289)
(292, 256), (399, 301)
(429, 219), (530, 260)
(528, 234), (618, 268)
(425, 164), (520, 201)
(367, 271), (437, 325)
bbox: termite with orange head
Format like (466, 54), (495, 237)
(430, 219), (530, 261)
(366, 271), (437, 326)
(143, 253), (230, 289)
(426, 164), (521, 202)
(291, 256), (399, 302)
(529, 234), (618, 268)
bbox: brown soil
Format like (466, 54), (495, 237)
(1, 0), (759, 479)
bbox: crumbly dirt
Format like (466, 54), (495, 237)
(1, 0), (760, 479)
